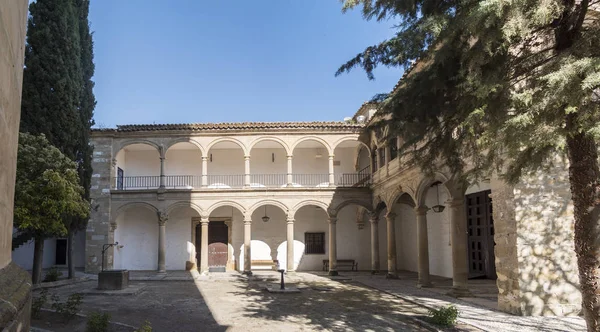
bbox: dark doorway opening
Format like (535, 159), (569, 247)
(55, 239), (67, 265)
(196, 221), (228, 272)
(466, 190), (497, 279)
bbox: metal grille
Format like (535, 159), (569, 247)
(305, 232), (325, 254)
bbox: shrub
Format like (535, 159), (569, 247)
(31, 289), (48, 319)
(43, 267), (62, 282)
(428, 304), (460, 327)
(135, 320), (152, 332)
(86, 312), (111, 332)
(51, 293), (83, 322)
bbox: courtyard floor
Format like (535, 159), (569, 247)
(34, 269), (587, 332)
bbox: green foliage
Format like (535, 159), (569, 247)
(428, 305), (460, 327)
(338, 0), (600, 184)
(31, 289), (48, 319)
(86, 312), (111, 332)
(51, 293), (83, 322)
(43, 267), (63, 282)
(135, 321), (153, 332)
(14, 133), (89, 238)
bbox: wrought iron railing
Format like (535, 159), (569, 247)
(206, 174), (245, 188)
(292, 174), (330, 187)
(163, 175), (201, 189)
(117, 176), (160, 189)
(336, 172), (372, 187)
(249, 174), (287, 188)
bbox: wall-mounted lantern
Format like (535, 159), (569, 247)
(431, 182), (445, 213)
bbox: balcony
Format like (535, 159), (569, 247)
(113, 172), (371, 190)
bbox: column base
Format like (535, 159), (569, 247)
(446, 287), (472, 298)
(385, 273), (399, 279)
(417, 282), (433, 288)
(157, 270), (167, 274)
(243, 270), (253, 276)
(371, 270), (380, 275)
(328, 270), (339, 276)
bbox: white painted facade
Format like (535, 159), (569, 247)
(11, 231), (86, 271)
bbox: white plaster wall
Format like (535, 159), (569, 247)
(11, 238), (57, 270)
(357, 147), (370, 171)
(393, 203), (417, 272)
(124, 150), (160, 176)
(292, 148), (329, 174)
(336, 206), (369, 270)
(208, 149), (244, 175)
(425, 188), (453, 278)
(115, 149), (126, 177)
(114, 208), (158, 270)
(165, 149), (202, 176)
(250, 148), (287, 174)
(166, 208), (195, 270)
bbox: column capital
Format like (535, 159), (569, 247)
(286, 217), (295, 224)
(445, 198), (464, 208)
(369, 215), (379, 224)
(158, 219), (167, 226)
(109, 222), (117, 232)
(200, 216), (209, 225)
(328, 216), (338, 224)
(415, 206), (429, 215)
(287, 155), (293, 159)
(244, 155), (251, 160)
(201, 156), (208, 161)
(157, 211), (169, 223)
(160, 156), (165, 161)
(385, 212), (397, 220)
(243, 218), (252, 225)
(328, 155), (335, 160)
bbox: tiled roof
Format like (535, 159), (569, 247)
(93, 121), (364, 133)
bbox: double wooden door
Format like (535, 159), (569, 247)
(465, 190), (497, 279)
(196, 221), (228, 272)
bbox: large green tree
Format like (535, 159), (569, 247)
(20, 0), (95, 279)
(14, 133), (89, 284)
(337, 0), (600, 329)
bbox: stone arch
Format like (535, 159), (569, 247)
(331, 199), (373, 217)
(291, 136), (332, 155)
(291, 200), (329, 219)
(166, 201), (204, 217)
(332, 136), (370, 154)
(114, 139), (161, 157)
(248, 137), (291, 156)
(164, 138), (206, 156)
(386, 186), (417, 208)
(206, 201), (247, 218)
(111, 201), (159, 223)
(248, 200), (289, 217)
(206, 137), (248, 155)
(415, 172), (453, 207)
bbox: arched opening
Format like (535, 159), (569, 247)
(421, 181), (453, 278)
(114, 143), (160, 190)
(249, 139), (287, 188)
(465, 181), (496, 280)
(164, 142), (202, 189)
(292, 139), (329, 187)
(334, 140), (370, 187)
(239, 204), (287, 271)
(202, 205), (245, 272)
(290, 204), (328, 271)
(391, 193), (418, 273)
(165, 205), (201, 270)
(334, 203), (374, 272)
(113, 205), (158, 270)
(207, 140), (245, 188)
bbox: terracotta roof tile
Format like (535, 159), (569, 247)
(93, 121), (364, 133)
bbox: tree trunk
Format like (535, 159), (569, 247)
(32, 236), (44, 285)
(566, 113), (600, 331)
(67, 228), (75, 279)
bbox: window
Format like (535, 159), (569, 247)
(305, 232), (325, 254)
(117, 167), (124, 190)
(390, 138), (398, 160)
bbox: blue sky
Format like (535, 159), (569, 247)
(88, 1), (400, 127)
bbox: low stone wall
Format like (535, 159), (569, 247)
(0, 263), (32, 332)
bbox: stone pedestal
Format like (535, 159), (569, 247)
(98, 270), (129, 290)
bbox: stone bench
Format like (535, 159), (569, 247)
(251, 260), (279, 270)
(322, 259), (357, 271)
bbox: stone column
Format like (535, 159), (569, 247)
(384, 144), (391, 176)
(244, 155), (251, 187)
(200, 217), (209, 275)
(286, 155), (293, 186)
(243, 217), (252, 275)
(415, 206), (432, 287)
(159, 156), (166, 188)
(157, 212), (168, 273)
(107, 223), (117, 270)
(328, 155), (335, 186)
(328, 216), (338, 276)
(201, 156), (208, 187)
(385, 212), (398, 278)
(286, 217), (294, 272)
(370, 214), (380, 274)
(447, 198), (471, 297)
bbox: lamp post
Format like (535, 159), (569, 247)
(101, 242), (122, 271)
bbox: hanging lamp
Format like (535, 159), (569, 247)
(431, 182), (445, 213)
(262, 205), (270, 222)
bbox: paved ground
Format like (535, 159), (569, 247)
(38, 271), (435, 332)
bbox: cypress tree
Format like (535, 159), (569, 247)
(20, 0), (86, 279)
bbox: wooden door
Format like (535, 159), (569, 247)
(208, 221), (228, 272)
(466, 190), (497, 279)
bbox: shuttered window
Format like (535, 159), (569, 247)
(305, 232), (325, 254)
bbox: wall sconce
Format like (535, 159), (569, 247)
(272, 153), (275, 163)
(210, 153), (213, 162)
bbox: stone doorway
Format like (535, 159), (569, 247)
(466, 190), (497, 279)
(194, 219), (233, 272)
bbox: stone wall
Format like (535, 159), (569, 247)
(491, 159), (580, 316)
(86, 137), (114, 272)
(0, 1), (32, 331)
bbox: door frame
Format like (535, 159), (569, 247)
(192, 217), (234, 271)
(465, 190), (496, 279)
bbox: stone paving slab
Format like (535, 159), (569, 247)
(344, 273), (586, 332)
(79, 284), (146, 296)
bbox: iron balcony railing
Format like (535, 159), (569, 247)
(113, 172), (371, 190)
